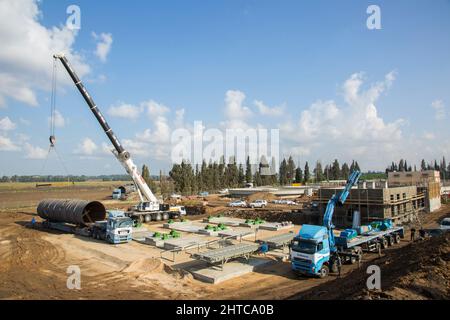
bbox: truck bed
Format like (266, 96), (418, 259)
(336, 227), (404, 249)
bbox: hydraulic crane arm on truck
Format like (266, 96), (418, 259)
(290, 170), (405, 278)
(322, 170), (362, 253)
(53, 53), (159, 208)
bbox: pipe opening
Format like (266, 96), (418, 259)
(82, 201), (106, 224)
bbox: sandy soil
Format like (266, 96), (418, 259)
(0, 186), (448, 300)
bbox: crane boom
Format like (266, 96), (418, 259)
(322, 170), (361, 252)
(53, 53), (159, 205)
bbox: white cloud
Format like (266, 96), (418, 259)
(0, 117), (16, 131)
(254, 100), (285, 116)
(92, 32), (113, 62)
(175, 108), (185, 128)
(108, 103), (142, 120)
(19, 118), (31, 126)
(0, 135), (20, 151)
(122, 139), (151, 157)
(280, 71), (404, 169)
(136, 116), (171, 144)
(225, 90), (252, 120)
(221, 90), (253, 130)
(144, 100), (170, 117)
(423, 131), (435, 140)
(23, 143), (47, 159)
(75, 137), (98, 156)
(47, 110), (65, 128)
(0, 0), (90, 108)
(431, 100), (446, 120)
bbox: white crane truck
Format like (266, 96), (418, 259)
(54, 53), (186, 224)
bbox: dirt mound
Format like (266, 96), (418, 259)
(291, 232), (450, 300)
(224, 209), (304, 225)
(247, 192), (276, 202)
(121, 258), (193, 282)
(121, 258), (164, 274)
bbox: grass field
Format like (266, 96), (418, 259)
(0, 180), (130, 191)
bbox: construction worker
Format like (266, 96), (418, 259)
(410, 227), (416, 242)
(419, 228), (426, 240)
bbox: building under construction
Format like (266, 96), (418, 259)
(306, 171), (442, 228)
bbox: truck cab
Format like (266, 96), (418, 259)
(112, 189), (122, 200)
(96, 210), (133, 244)
(290, 225), (331, 277)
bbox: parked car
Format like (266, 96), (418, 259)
(440, 217), (450, 231)
(228, 200), (247, 207)
(426, 228), (445, 238)
(249, 199), (267, 208)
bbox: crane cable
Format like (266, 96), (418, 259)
(38, 58), (73, 185)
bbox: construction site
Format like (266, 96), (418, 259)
(0, 170), (449, 300)
(1, 0), (450, 304)
(0, 53), (449, 301)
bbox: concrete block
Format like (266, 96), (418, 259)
(218, 229), (254, 239)
(190, 258), (273, 284)
(145, 236), (164, 247)
(259, 222), (294, 231)
(204, 217), (246, 227)
(163, 236), (209, 251)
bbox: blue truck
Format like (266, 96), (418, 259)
(290, 171), (405, 278)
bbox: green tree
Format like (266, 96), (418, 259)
(341, 162), (350, 179)
(304, 161), (310, 184)
(286, 156), (295, 184)
(245, 156), (252, 183)
(314, 161), (325, 182)
(295, 167), (303, 183)
(279, 158), (288, 185)
(331, 159), (341, 180)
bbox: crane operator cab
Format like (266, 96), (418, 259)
(290, 225), (331, 278)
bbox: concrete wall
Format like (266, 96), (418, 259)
(388, 170), (440, 186)
(317, 186), (421, 228)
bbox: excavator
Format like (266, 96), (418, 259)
(53, 53), (186, 223)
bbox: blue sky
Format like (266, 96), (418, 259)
(0, 0), (449, 176)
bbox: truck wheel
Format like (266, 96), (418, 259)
(319, 265), (329, 278)
(330, 261), (339, 273)
(138, 215), (144, 224)
(387, 236), (393, 246)
(162, 212), (170, 220)
(155, 213), (162, 221)
(144, 215), (151, 223)
(394, 234), (401, 244)
(381, 237), (388, 249)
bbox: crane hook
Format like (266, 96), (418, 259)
(49, 135), (56, 147)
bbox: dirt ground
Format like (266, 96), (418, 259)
(0, 185), (449, 300)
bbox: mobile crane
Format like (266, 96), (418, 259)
(54, 53), (185, 223)
(290, 170), (404, 278)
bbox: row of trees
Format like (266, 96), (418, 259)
(279, 158), (362, 185)
(386, 157), (450, 179)
(167, 156), (363, 195)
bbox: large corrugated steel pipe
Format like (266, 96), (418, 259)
(37, 199), (106, 225)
